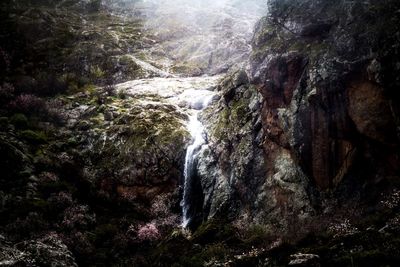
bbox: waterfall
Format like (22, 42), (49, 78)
(181, 93), (215, 228)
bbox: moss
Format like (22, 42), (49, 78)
(124, 107), (189, 151)
(118, 55), (135, 65)
(89, 114), (104, 125)
(211, 96), (250, 141)
(10, 113), (29, 129)
(171, 63), (203, 76)
(67, 137), (79, 146)
(19, 130), (47, 144)
(230, 98), (250, 123)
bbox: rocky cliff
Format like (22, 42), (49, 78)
(199, 0), (400, 231)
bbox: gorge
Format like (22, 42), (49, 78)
(1, 0), (400, 266)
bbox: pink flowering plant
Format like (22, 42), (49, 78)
(136, 223), (161, 242)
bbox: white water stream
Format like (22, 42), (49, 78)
(181, 93), (215, 228)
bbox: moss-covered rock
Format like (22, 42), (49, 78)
(18, 130), (47, 144)
(10, 113), (29, 129)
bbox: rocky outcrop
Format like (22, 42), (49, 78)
(199, 68), (270, 221)
(198, 0), (400, 232)
(57, 87), (189, 205)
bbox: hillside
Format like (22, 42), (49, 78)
(1, 0), (399, 266)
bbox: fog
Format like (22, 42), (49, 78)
(140, 0), (266, 29)
(107, 0), (268, 74)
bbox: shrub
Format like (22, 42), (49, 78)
(136, 223), (161, 242)
(48, 191), (74, 212)
(62, 205), (96, 230)
(61, 231), (94, 260)
(104, 84), (116, 96)
(117, 88), (128, 99)
(45, 99), (64, 124)
(10, 113), (28, 129)
(6, 212), (49, 240)
(9, 94), (46, 114)
(151, 194), (171, 217)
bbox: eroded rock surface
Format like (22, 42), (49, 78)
(198, 0), (400, 234)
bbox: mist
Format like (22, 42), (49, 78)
(107, 0), (268, 75)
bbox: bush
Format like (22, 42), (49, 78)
(135, 223), (161, 242)
(104, 84), (116, 96)
(117, 88), (128, 99)
(62, 205), (96, 230)
(9, 94), (46, 114)
(10, 113), (28, 129)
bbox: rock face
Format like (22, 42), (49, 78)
(198, 0), (400, 231)
(200, 66), (315, 227)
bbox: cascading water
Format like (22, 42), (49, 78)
(181, 93), (215, 228)
(116, 75), (221, 228)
